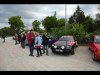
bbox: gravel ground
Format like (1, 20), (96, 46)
(0, 37), (100, 71)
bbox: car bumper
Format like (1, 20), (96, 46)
(51, 46), (72, 52)
(95, 52), (100, 60)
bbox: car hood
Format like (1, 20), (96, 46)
(94, 44), (100, 50)
(53, 41), (75, 46)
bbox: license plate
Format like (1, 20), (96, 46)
(55, 49), (63, 52)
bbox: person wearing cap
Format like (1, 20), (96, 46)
(26, 29), (35, 56)
(21, 32), (26, 48)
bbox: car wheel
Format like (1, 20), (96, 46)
(71, 48), (75, 55)
(52, 50), (55, 52)
(92, 52), (97, 61)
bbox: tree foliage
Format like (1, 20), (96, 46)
(8, 16), (25, 34)
(32, 20), (41, 32)
(42, 16), (58, 32)
(68, 5), (85, 25)
(0, 27), (13, 36)
(84, 15), (95, 33)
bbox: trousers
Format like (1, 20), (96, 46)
(29, 42), (34, 55)
(43, 45), (49, 54)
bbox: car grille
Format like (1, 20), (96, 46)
(56, 46), (62, 49)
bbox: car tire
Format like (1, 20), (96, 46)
(71, 48), (75, 55)
(52, 50), (55, 52)
(92, 52), (97, 61)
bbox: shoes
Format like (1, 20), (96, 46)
(36, 56), (40, 57)
(43, 52), (45, 54)
(40, 54), (42, 56)
(46, 54), (49, 56)
(29, 54), (34, 56)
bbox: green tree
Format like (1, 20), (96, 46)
(68, 5), (86, 25)
(57, 18), (66, 27)
(8, 16), (25, 34)
(0, 27), (12, 36)
(66, 23), (86, 39)
(32, 20), (41, 32)
(84, 15), (95, 33)
(54, 11), (56, 18)
(42, 16), (58, 32)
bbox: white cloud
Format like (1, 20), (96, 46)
(0, 4), (99, 30)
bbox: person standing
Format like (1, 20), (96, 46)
(35, 32), (42, 57)
(42, 32), (49, 56)
(27, 29), (35, 56)
(1, 33), (6, 43)
(21, 32), (26, 49)
(15, 33), (18, 45)
(18, 33), (21, 44)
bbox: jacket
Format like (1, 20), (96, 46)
(2, 34), (6, 38)
(26, 32), (35, 44)
(35, 36), (41, 46)
(21, 34), (26, 41)
(42, 35), (49, 45)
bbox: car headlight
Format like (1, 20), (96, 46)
(61, 46), (65, 49)
(54, 45), (57, 48)
(97, 50), (100, 54)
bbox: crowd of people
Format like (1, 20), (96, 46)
(14, 29), (49, 57)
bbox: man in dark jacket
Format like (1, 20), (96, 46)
(42, 32), (49, 56)
(1, 33), (6, 43)
(18, 33), (21, 44)
(21, 32), (26, 48)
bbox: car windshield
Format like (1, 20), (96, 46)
(95, 36), (100, 44)
(48, 35), (57, 39)
(58, 36), (74, 41)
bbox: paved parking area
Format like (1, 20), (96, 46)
(0, 37), (100, 71)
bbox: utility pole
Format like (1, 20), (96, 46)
(65, 4), (66, 32)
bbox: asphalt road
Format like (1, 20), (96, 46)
(0, 37), (100, 71)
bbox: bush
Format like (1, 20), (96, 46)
(51, 26), (66, 37)
(66, 23), (86, 44)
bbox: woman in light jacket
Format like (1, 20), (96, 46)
(35, 32), (42, 57)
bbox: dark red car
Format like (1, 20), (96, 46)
(88, 35), (100, 61)
(51, 35), (78, 55)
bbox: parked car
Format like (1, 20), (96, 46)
(88, 35), (100, 61)
(48, 35), (59, 47)
(51, 35), (78, 55)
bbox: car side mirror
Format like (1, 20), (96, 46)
(90, 41), (93, 43)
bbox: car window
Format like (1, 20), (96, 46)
(58, 36), (74, 41)
(48, 35), (57, 40)
(95, 36), (100, 44)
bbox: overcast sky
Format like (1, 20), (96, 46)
(0, 4), (100, 29)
